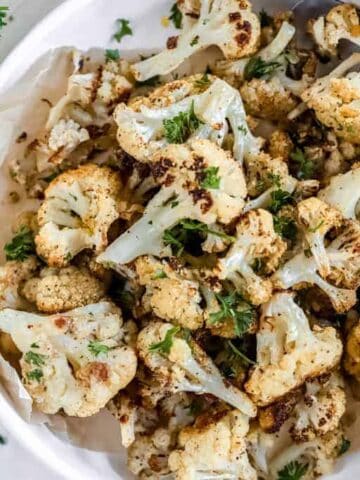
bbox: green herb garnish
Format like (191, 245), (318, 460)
(0, 6), (8, 30)
(227, 340), (256, 365)
(290, 148), (314, 180)
(269, 189), (294, 214)
(194, 73), (211, 90)
(259, 8), (273, 27)
(210, 292), (255, 337)
(113, 18), (133, 43)
(163, 101), (203, 143)
(244, 57), (281, 81)
(187, 399), (203, 416)
(105, 49), (120, 62)
(201, 167), (221, 190)
(4, 227), (35, 261)
(338, 436), (351, 456)
(149, 326), (180, 354)
(308, 220), (324, 233)
(153, 270), (168, 279)
(24, 351), (46, 367)
(277, 461), (308, 480)
(30, 343), (39, 349)
(88, 341), (111, 357)
(169, 2), (182, 29)
(0, 435), (6, 445)
(190, 35), (199, 46)
(273, 215), (297, 241)
(26, 369), (43, 382)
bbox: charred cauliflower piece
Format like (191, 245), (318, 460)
(137, 321), (256, 417)
(0, 257), (39, 310)
(169, 406), (257, 480)
(245, 293), (342, 406)
(131, 0), (260, 81)
(0, 302), (137, 416)
(309, 4), (360, 57)
(98, 139), (247, 267)
(213, 209), (286, 305)
(21, 266), (106, 313)
(134, 256), (204, 330)
(36, 164), (122, 267)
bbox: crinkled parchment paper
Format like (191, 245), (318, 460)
(0, 0), (359, 478)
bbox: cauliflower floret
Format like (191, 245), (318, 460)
(98, 139), (247, 267)
(268, 130), (293, 162)
(244, 293), (342, 406)
(35, 119), (90, 173)
(137, 321), (256, 417)
(344, 316), (360, 381)
(301, 53), (360, 143)
(0, 302), (137, 416)
(297, 197), (343, 277)
(134, 256), (204, 330)
(169, 406), (257, 480)
(213, 209), (286, 305)
(36, 164), (122, 267)
(108, 393), (138, 448)
(245, 151), (290, 198)
(131, 0), (260, 81)
(21, 266), (106, 313)
(96, 60), (132, 105)
(309, 4), (360, 57)
(240, 77), (298, 121)
(0, 257), (38, 310)
(318, 165), (360, 220)
(290, 373), (346, 442)
(115, 75), (262, 165)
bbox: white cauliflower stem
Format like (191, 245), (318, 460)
(0, 302), (137, 416)
(131, 0), (260, 81)
(245, 293), (342, 406)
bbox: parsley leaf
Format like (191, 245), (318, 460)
(259, 8), (273, 27)
(26, 369), (43, 382)
(277, 461), (308, 480)
(169, 2), (182, 29)
(88, 341), (111, 357)
(307, 220), (324, 233)
(210, 292), (255, 337)
(0, 6), (8, 31)
(105, 49), (120, 62)
(163, 219), (235, 256)
(227, 340), (256, 365)
(149, 326), (180, 354)
(290, 148), (314, 180)
(113, 18), (133, 43)
(24, 351), (46, 367)
(244, 57), (281, 81)
(269, 189), (294, 214)
(338, 436), (351, 456)
(190, 35), (199, 46)
(194, 73), (211, 91)
(0, 435), (6, 445)
(152, 270), (167, 279)
(201, 167), (221, 189)
(273, 215), (297, 241)
(187, 399), (203, 416)
(163, 101), (203, 143)
(4, 227), (35, 261)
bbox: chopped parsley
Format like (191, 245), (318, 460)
(163, 219), (235, 256)
(0, 434), (6, 445)
(273, 215), (297, 241)
(259, 8), (273, 27)
(290, 148), (314, 180)
(26, 369), (44, 382)
(0, 6), (8, 31)
(194, 73), (211, 91)
(24, 351), (46, 367)
(163, 101), (203, 143)
(210, 292), (255, 337)
(163, 192), (179, 207)
(227, 340), (256, 365)
(4, 227), (35, 261)
(169, 2), (182, 29)
(201, 167), (221, 190)
(307, 220), (324, 233)
(338, 436), (351, 456)
(190, 35), (199, 46)
(277, 461), (308, 480)
(105, 49), (120, 62)
(187, 398), (203, 416)
(152, 269), (168, 279)
(149, 326), (180, 354)
(269, 189), (294, 214)
(113, 18), (133, 43)
(88, 341), (111, 357)
(30, 343), (39, 349)
(244, 57), (281, 81)
(238, 125), (247, 135)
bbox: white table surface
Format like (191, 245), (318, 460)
(0, 5), (66, 479)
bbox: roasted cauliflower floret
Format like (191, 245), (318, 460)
(240, 77), (298, 121)
(21, 266), (106, 313)
(290, 373), (346, 442)
(137, 321), (256, 417)
(213, 209), (287, 305)
(301, 53), (360, 143)
(297, 197), (343, 277)
(134, 256), (204, 330)
(344, 318), (360, 381)
(131, 0), (260, 81)
(0, 302), (137, 416)
(268, 130), (294, 162)
(96, 60), (132, 105)
(0, 257), (38, 310)
(244, 293), (342, 406)
(309, 4), (360, 57)
(318, 165), (360, 220)
(245, 151), (290, 198)
(98, 139), (247, 267)
(169, 406), (257, 480)
(36, 164), (122, 267)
